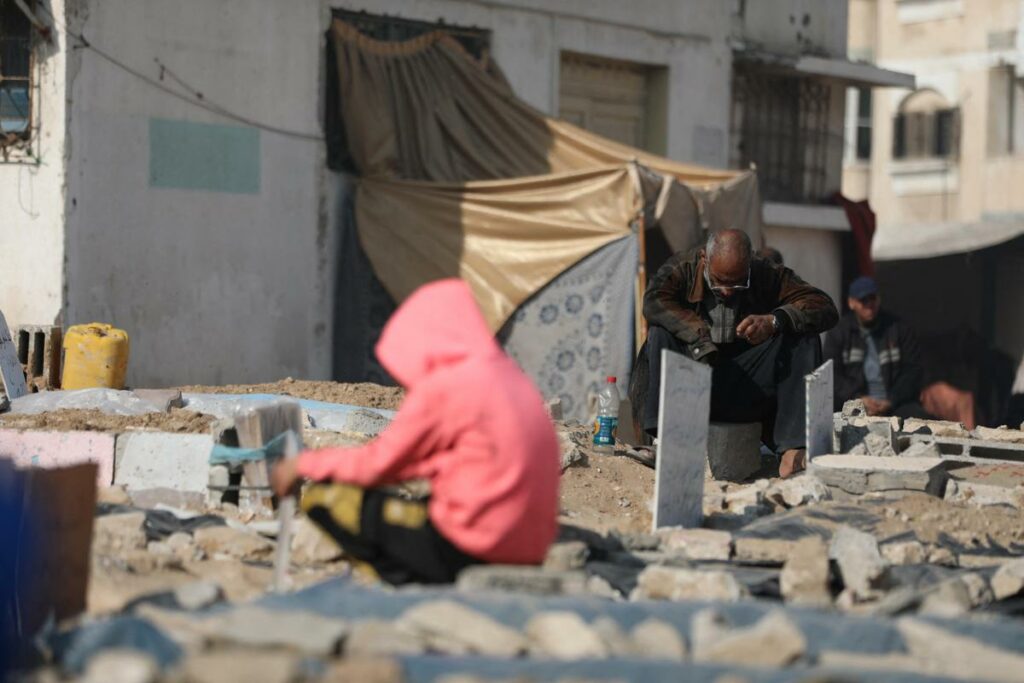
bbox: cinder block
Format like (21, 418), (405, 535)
(0, 429), (115, 484)
(707, 422), (762, 482)
(834, 415), (900, 453)
(809, 454), (949, 497)
(905, 434), (1024, 465)
(14, 325), (62, 392)
(114, 432), (215, 493)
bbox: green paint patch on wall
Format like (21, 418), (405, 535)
(149, 118), (260, 194)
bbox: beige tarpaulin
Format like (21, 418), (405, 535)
(357, 166), (642, 330)
(872, 215), (1024, 261)
(330, 18), (763, 329)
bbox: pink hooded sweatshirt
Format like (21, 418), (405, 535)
(296, 279), (560, 564)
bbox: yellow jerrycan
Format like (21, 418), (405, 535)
(61, 323), (130, 390)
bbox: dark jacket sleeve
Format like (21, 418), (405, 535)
(824, 318), (861, 410)
(642, 255), (717, 363)
(771, 267), (840, 335)
(890, 322), (924, 408)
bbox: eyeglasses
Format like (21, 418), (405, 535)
(704, 264), (751, 293)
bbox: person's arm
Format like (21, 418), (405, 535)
(888, 323), (924, 409)
(295, 387), (444, 488)
(771, 268), (840, 335)
(643, 255), (717, 363)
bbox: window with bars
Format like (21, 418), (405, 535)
(0, 0), (32, 140)
(730, 66), (837, 204)
(855, 87), (872, 161)
(892, 89), (959, 160)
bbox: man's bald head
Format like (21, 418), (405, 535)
(703, 229), (752, 298)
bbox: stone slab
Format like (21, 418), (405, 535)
(805, 360), (833, 459)
(114, 432), (215, 493)
(653, 350), (710, 530)
(0, 429), (115, 484)
(706, 422), (760, 482)
(0, 310), (27, 404)
(809, 454), (949, 496)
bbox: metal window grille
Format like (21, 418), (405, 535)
(892, 108), (959, 159)
(0, 0), (32, 140)
(730, 67), (836, 203)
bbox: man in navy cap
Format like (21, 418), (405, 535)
(824, 276), (926, 417)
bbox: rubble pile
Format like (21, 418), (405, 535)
(7, 392), (1024, 682)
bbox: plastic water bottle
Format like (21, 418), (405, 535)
(592, 376), (621, 454)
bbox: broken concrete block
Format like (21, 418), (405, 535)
(344, 619), (427, 657)
(780, 536), (831, 607)
(902, 418), (968, 438)
(898, 440), (944, 459)
(455, 565), (588, 596)
(173, 581), (223, 611)
(591, 617), (637, 658)
(991, 558), (1024, 600)
(193, 526), (274, 562)
(849, 432), (898, 458)
(841, 398), (866, 417)
(691, 609), (807, 667)
(526, 611), (608, 659)
(810, 454), (949, 496)
(184, 649), (303, 683)
(706, 421), (761, 482)
(93, 512), (147, 555)
(0, 429), (116, 484)
(733, 537), (801, 566)
(974, 426), (1024, 444)
(630, 618), (687, 661)
(321, 657), (405, 683)
(658, 528), (732, 561)
(927, 545), (958, 567)
(919, 577), (977, 617)
(836, 414), (899, 453)
(81, 649), (159, 683)
(545, 397), (563, 421)
(543, 540), (589, 571)
(204, 606), (347, 656)
(631, 565), (746, 602)
(291, 516), (341, 565)
(114, 432), (215, 494)
(898, 617), (1024, 683)
(765, 474), (831, 509)
(945, 480), (1024, 509)
(829, 525), (890, 599)
(397, 600), (527, 657)
(880, 539), (927, 566)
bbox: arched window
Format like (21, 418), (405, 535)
(893, 89), (959, 159)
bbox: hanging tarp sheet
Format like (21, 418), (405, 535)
(356, 166), (641, 331)
(873, 214), (1024, 261)
(502, 236), (638, 422)
(329, 19), (741, 186)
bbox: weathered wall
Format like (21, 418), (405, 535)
(330, 0), (736, 167)
(737, 0), (850, 57)
(763, 225), (843, 310)
(64, 0), (331, 387)
(0, 0), (69, 328)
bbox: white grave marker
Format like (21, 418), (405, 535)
(653, 349), (711, 530)
(0, 310), (27, 406)
(805, 359), (834, 459)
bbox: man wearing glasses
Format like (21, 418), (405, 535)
(634, 229), (838, 478)
(824, 276), (926, 419)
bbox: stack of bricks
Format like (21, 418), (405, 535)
(14, 325), (62, 392)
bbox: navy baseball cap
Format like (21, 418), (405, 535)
(848, 276), (879, 300)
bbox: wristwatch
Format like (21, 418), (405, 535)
(770, 314), (781, 335)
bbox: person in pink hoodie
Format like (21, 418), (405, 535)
(271, 278), (561, 584)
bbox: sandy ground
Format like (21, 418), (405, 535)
(173, 379), (405, 410)
(559, 451), (655, 534)
(0, 408), (216, 433)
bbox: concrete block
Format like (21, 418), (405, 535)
(805, 360), (834, 459)
(835, 415), (900, 453)
(809, 454), (949, 496)
(902, 418), (969, 438)
(653, 350), (710, 529)
(114, 432), (215, 493)
(974, 426), (1024, 444)
(13, 325), (62, 392)
(707, 421), (761, 482)
(905, 434), (1024, 464)
(0, 429), (115, 484)
(945, 480), (1024, 509)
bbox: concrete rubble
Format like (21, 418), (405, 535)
(7, 383), (1024, 682)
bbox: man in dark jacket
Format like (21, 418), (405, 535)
(634, 229), (838, 478)
(824, 276), (926, 417)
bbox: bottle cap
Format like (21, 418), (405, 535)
(606, 376), (617, 383)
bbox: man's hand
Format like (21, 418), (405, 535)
(736, 314), (777, 345)
(861, 397), (892, 417)
(271, 458), (302, 498)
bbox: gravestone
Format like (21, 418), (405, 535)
(0, 310), (28, 408)
(805, 360), (834, 460)
(653, 349), (711, 530)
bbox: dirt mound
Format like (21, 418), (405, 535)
(559, 451), (654, 534)
(173, 379), (405, 410)
(0, 408), (216, 433)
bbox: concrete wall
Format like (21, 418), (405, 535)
(763, 226), (843, 309)
(330, 0), (736, 167)
(0, 0), (69, 329)
(737, 0), (849, 57)
(63, 0), (331, 387)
